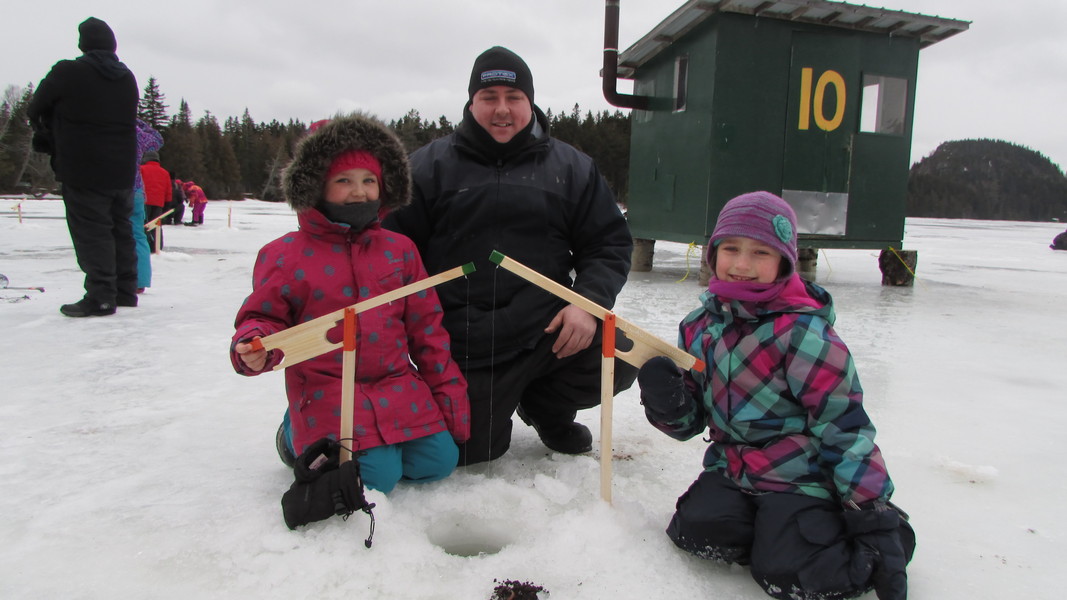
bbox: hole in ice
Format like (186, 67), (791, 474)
(427, 513), (516, 557)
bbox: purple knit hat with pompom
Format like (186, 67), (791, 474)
(708, 191), (799, 276)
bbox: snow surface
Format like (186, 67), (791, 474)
(1, 197), (1065, 599)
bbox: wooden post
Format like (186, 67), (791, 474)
(631, 238), (655, 272)
(144, 208), (174, 255)
(797, 248), (819, 282)
(879, 248), (917, 286)
(339, 308), (357, 463)
(600, 312), (617, 503)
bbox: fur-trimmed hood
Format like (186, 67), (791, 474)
(282, 112), (411, 212)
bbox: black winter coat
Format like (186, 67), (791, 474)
(28, 51), (138, 189)
(384, 107), (633, 367)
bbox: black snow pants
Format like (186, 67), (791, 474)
(455, 323), (637, 466)
(667, 470), (916, 600)
(62, 185), (138, 306)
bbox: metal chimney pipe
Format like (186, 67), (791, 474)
(603, 0), (652, 110)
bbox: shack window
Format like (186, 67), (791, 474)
(674, 56), (689, 112)
(860, 74), (907, 135)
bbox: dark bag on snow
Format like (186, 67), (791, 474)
(280, 437), (376, 545)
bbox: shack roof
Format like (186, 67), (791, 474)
(615, 0), (970, 78)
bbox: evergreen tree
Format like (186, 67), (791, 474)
(908, 139), (1067, 221)
(258, 120), (304, 202)
(0, 87), (36, 190)
(161, 98), (206, 184)
(196, 110), (241, 198)
(138, 76), (169, 131)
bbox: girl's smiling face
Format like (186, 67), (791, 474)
(323, 167), (380, 205)
(713, 236), (784, 284)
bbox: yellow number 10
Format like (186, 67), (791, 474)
(798, 68), (846, 131)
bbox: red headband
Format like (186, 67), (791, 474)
(326, 150), (382, 183)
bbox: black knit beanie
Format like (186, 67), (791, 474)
(467, 46), (534, 104)
(78, 17), (117, 53)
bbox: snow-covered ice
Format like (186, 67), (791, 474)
(1, 197), (1065, 599)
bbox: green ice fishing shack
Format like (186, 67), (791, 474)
(602, 0), (969, 284)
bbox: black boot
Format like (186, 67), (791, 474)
(275, 422), (296, 468)
(517, 406), (592, 454)
(60, 297), (116, 317)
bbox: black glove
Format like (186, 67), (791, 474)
(637, 356), (693, 422)
(281, 438), (376, 545)
(844, 502), (911, 600)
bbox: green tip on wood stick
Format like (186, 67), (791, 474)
(488, 250), (505, 265)
(461, 262), (476, 275)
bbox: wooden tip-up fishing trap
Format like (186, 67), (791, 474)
(250, 253), (704, 502)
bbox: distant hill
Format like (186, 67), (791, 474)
(907, 139), (1067, 221)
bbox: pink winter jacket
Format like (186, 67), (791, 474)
(231, 208), (470, 455)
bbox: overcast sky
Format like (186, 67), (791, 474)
(4, 0), (1065, 169)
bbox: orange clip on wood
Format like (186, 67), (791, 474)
(602, 312), (616, 358)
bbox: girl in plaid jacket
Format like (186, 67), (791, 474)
(638, 192), (914, 600)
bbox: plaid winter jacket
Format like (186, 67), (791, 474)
(654, 277), (893, 506)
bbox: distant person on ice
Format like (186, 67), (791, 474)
(167, 176), (186, 225)
(139, 150), (171, 252)
(183, 180), (208, 226)
(1051, 228), (1067, 250)
(229, 113), (470, 528)
(27, 17), (139, 317)
(636, 191), (915, 600)
(132, 119), (163, 292)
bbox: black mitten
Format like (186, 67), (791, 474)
(844, 502), (910, 600)
(281, 438), (376, 543)
(637, 356), (694, 422)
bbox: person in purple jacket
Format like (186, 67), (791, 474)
(637, 192), (915, 600)
(230, 113), (470, 528)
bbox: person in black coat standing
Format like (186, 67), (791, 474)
(28, 17), (140, 317)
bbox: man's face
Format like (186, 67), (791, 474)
(469, 86), (532, 144)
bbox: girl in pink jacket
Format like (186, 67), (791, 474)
(182, 180), (207, 225)
(231, 113), (470, 528)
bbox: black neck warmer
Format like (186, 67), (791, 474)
(457, 105), (541, 162)
(318, 200), (381, 231)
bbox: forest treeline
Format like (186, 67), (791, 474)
(3, 78), (1065, 221)
(0, 77), (630, 203)
(907, 139), (1067, 221)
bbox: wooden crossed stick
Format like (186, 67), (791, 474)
(488, 251), (704, 503)
(249, 263), (475, 370)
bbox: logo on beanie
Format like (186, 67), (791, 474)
(773, 215), (794, 243)
(481, 69), (517, 85)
